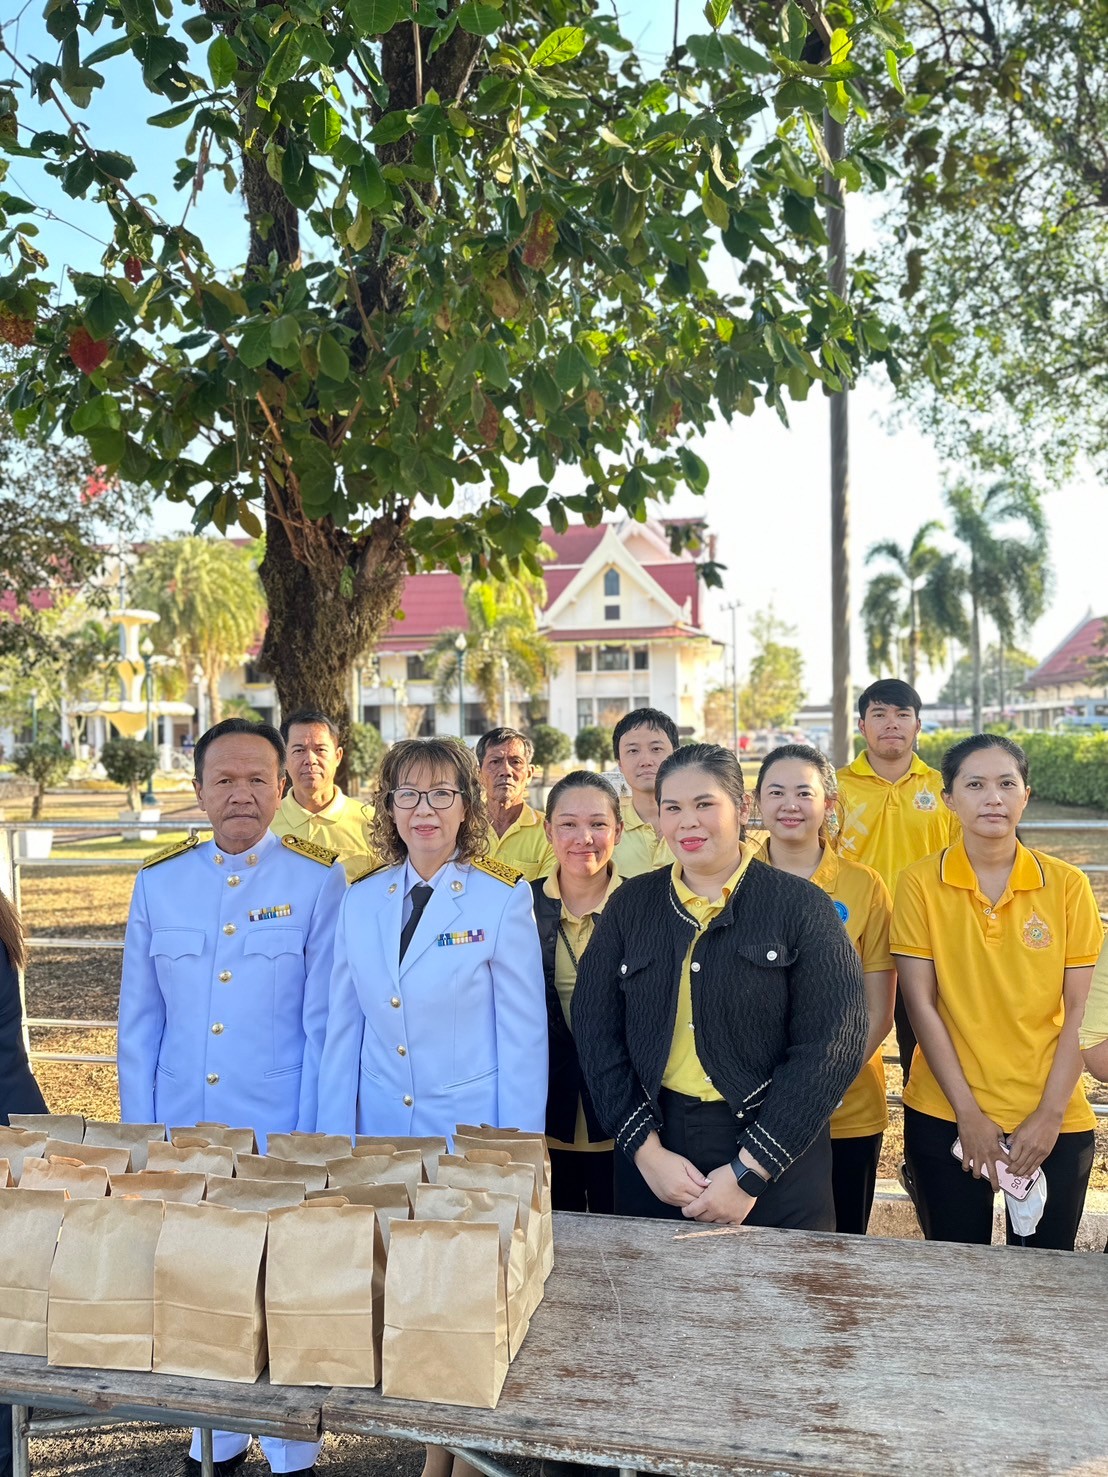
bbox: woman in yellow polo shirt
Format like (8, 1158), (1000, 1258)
(892, 734), (1102, 1250)
(754, 745), (894, 1235)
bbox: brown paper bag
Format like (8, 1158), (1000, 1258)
(382, 1220), (508, 1408)
(0, 1127), (48, 1183)
(44, 1138), (133, 1176)
(205, 1176), (304, 1212)
(0, 1189), (66, 1354)
(327, 1149), (422, 1198)
(48, 1197), (163, 1370)
(170, 1124), (258, 1155)
(266, 1202), (385, 1387)
(153, 1202), (267, 1382)
(146, 1140), (236, 1178)
(437, 1156), (543, 1317)
(454, 1129), (553, 1279)
(83, 1121), (166, 1174)
(415, 1184), (531, 1359)
(306, 1183), (410, 1248)
(19, 1156), (109, 1200)
(264, 1132), (351, 1165)
(8, 1113), (84, 1143)
(355, 1135), (447, 1182)
(108, 1171), (208, 1204)
(0, 1159), (11, 1188)
(234, 1153), (325, 1193)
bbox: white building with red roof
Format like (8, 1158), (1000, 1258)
(1020, 612), (1108, 727)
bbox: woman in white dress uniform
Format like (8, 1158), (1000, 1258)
(314, 736), (547, 1140)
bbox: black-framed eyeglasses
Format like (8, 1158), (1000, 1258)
(390, 787), (462, 810)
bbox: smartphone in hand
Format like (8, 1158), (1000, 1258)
(950, 1137), (1042, 1201)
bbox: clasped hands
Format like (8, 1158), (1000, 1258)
(633, 1131), (768, 1225)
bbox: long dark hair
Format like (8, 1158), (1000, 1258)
(0, 891), (25, 971)
(941, 733), (1030, 792)
(755, 743), (841, 845)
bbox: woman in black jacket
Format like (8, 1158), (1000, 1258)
(572, 744), (867, 1230)
(533, 770), (623, 1213)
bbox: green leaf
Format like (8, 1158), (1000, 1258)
(779, 0), (808, 62)
(94, 151), (136, 180)
(71, 393), (121, 432)
(308, 100), (342, 152)
(261, 31), (304, 89)
(238, 320), (272, 368)
(885, 48), (904, 96)
(317, 332), (349, 381)
(208, 35), (237, 88)
(775, 78), (824, 118)
(703, 0), (729, 30)
(457, 1), (501, 37)
(237, 501), (263, 539)
(720, 35), (774, 75)
(270, 315), (301, 350)
(369, 110), (413, 144)
(531, 26), (585, 67)
(348, 153), (387, 208)
(148, 100), (197, 128)
(676, 445), (709, 491)
(347, 0), (403, 33)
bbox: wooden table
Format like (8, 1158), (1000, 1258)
(326, 1211), (1108, 1476)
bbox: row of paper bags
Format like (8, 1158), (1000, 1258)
(0, 1124), (553, 1410)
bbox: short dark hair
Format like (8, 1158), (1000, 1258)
(612, 708), (680, 761)
(754, 743), (839, 845)
(194, 718), (285, 784)
(279, 709), (343, 746)
(858, 679), (922, 719)
(655, 742), (745, 807)
(476, 727), (534, 765)
(545, 769), (622, 828)
(941, 733), (1030, 792)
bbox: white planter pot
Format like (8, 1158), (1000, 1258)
(17, 829), (53, 859)
(120, 806), (162, 842)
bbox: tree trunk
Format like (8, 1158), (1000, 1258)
(205, 659), (223, 727)
(971, 592), (983, 733)
(32, 785), (43, 821)
(908, 585), (919, 688)
(997, 645), (1006, 720)
(128, 782), (140, 811)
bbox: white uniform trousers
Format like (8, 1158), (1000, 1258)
(190, 1429), (322, 1472)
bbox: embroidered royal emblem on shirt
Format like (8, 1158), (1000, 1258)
(249, 904), (293, 922)
(436, 929), (485, 947)
(913, 790), (938, 811)
(833, 900), (849, 925)
(1022, 912), (1052, 949)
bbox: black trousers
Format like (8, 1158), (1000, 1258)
(614, 1089), (835, 1231)
(0, 1405), (10, 1477)
(904, 1107), (1094, 1251)
(549, 1147), (614, 1214)
(830, 1132), (882, 1236)
(893, 986), (917, 1085)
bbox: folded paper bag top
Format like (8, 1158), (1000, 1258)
(305, 1182), (410, 1246)
(436, 1156), (543, 1318)
(0, 1188), (67, 1357)
(0, 1127), (49, 1184)
(355, 1135), (447, 1181)
(8, 1113), (84, 1143)
(107, 1171), (208, 1204)
(153, 1201), (268, 1383)
(43, 1139), (133, 1176)
(326, 1149), (421, 1196)
(146, 1141), (235, 1178)
(19, 1156), (109, 1199)
(205, 1176), (305, 1212)
(0, 1158), (12, 1188)
(234, 1153), (325, 1192)
(264, 1132), (351, 1165)
(453, 1130), (552, 1279)
(47, 1196), (163, 1372)
(83, 1121), (166, 1173)
(169, 1124), (258, 1155)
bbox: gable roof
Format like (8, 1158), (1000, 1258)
(1024, 613), (1108, 689)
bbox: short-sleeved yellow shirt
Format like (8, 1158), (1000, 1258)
(891, 840), (1104, 1133)
(836, 751), (958, 892)
(1079, 936), (1108, 1049)
(271, 786), (376, 881)
(485, 803), (556, 882)
(612, 796), (674, 879)
(662, 849), (756, 1102)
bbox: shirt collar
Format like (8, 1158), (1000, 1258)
(619, 797), (653, 833)
(282, 785), (348, 822)
(671, 842), (756, 908)
(210, 828), (278, 863)
(403, 856), (451, 897)
(848, 750), (931, 783)
(940, 838), (1046, 894)
(543, 865), (622, 918)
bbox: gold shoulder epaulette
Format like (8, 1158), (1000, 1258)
(141, 833), (200, 870)
(471, 855), (525, 887)
(350, 861), (389, 885)
(281, 835), (339, 867)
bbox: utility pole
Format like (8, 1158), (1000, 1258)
(724, 600), (741, 752)
(825, 108), (851, 768)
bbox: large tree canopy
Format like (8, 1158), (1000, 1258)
(0, 0), (909, 716)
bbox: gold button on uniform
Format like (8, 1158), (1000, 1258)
(450, 880), (463, 893)
(227, 875), (241, 888)
(214, 854), (224, 865)
(206, 1073), (219, 1085)
(387, 883), (397, 895)
(223, 923), (236, 936)
(390, 997), (401, 1008)
(247, 853), (258, 866)
(211, 1023), (224, 1035)
(397, 1044), (407, 1056)
(403, 1095), (413, 1107)
(218, 971), (232, 983)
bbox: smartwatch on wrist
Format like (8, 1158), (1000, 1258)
(730, 1158), (769, 1197)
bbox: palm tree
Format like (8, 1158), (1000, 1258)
(130, 536), (266, 725)
(944, 480), (1050, 730)
(431, 571), (556, 733)
(864, 520), (958, 687)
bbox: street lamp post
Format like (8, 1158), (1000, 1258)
(455, 632), (467, 741)
(29, 688), (39, 744)
(140, 636), (156, 803)
(723, 600), (741, 753)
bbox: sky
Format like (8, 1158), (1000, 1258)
(4, 2), (1102, 706)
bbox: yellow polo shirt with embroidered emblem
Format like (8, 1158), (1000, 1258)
(543, 866), (621, 1153)
(486, 803), (556, 882)
(612, 797), (674, 879)
(663, 848), (756, 1102)
(891, 840), (1103, 1134)
(272, 786), (376, 882)
(1079, 937), (1108, 1049)
(836, 751), (958, 892)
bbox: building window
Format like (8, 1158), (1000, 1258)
(604, 604), (620, 621)
(633, 694), (650, 710)
(362, 704), (382, 729)
(576, 646), (594, 672)
(416, 705), (435, 737)
(463, 702), (489, 737)
(597, 646), (629, 672)
(633, 647), (649, 671)
(243, 661), (266, 685)
(577, 698), (594, 731)
(406, 654), (427, 681)
(603, 567), (620, 621)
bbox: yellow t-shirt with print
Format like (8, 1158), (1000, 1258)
(892, 840), (1104, 1134)
(271, 786), (375, 882)
(836, 751), (958, 892)
(486, 803), (556, 882)
(612, 797), (674, 879)
(662, 849), (756, 1102)
(542, 867), (620, 1154)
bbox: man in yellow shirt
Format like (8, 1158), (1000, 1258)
(271, 710), (377, 881)
(611, 707), (679, 878)
(477, 726), (555, 881)
(837, 680), (957, 1082)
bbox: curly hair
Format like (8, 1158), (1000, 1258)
(368, 737), (491, 866)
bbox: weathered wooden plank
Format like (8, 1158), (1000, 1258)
(325, 1212), (1108, 1477)
(0, 1355), (321, 1441)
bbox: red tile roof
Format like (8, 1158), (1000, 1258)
(1025, 615), (1108, 689)
(544, 625), (716, 643)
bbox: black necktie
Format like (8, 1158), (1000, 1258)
(399, 883), (434, 962)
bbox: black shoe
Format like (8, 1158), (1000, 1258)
(183, 1452), (248, 1477)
